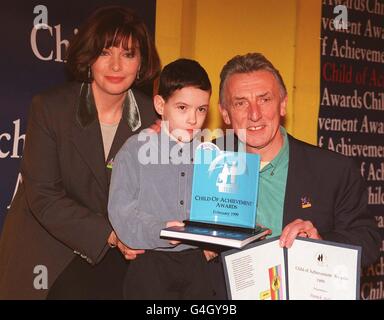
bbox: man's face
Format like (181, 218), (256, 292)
(220, 70), (287, 160)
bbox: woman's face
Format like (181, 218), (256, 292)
(91, 36), (141, 97)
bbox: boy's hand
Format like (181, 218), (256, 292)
(166, 220), (185, 245)
(203, 250), (218, 262)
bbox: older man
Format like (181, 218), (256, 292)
(217, 53), (380, 267)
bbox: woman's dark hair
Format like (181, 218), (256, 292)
(158, 58), (211, 101)
(66, 5), (160, 84)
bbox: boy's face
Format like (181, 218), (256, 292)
(154, 86), (210, 142)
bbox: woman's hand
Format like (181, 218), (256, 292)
(108, 231), (145, 260)
(147, 119), (161, 133)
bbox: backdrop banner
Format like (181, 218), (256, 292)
(319, 2), (384, 300)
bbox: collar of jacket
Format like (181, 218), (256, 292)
(76, 82), (141, 131)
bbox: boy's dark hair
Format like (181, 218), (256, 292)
(158, 59), (211, 101)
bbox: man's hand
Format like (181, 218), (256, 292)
(279, 219), (322, 248)
(166, 220), (185, 245)
(257, 224), (272, 240)
(108, 231), (145, 260)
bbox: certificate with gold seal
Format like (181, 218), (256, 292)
(221, 237), (361, 300)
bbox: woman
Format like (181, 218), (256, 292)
(0, 5), (160, 299)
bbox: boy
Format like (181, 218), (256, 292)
(108, 59), (223, 299)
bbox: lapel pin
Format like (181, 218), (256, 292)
(301, 196), (312, 209)
(106, 158), (114, 169)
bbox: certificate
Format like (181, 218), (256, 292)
(221, 237), (361, 300)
